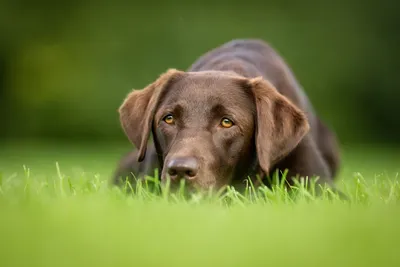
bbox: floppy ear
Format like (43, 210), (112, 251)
(118, 68), (184, 162)
(249, 77), (310, 176)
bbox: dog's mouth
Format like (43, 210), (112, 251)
(160, 169), (222, 193)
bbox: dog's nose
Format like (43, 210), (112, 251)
(167, 157), (199, 180)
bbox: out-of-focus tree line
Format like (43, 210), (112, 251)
(0, 0), (399, 145)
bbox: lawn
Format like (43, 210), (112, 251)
(0, 140), (399, 267)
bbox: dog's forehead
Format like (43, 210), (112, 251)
(164, 72), (250, 104)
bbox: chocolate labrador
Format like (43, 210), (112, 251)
(112, 39), (341, 194)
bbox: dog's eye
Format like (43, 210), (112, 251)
(221, 118), (234, 128)
(163, 114), (174, 124)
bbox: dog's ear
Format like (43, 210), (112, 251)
(249, 77), (310, 176)
(119, 69), (184, 162)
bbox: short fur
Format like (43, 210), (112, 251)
(113, 39), (341, 193)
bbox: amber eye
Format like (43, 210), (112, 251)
(163, 114), (174, 124)
(221, 118), (234, 128)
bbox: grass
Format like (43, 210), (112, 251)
(0, 140), (399, 267)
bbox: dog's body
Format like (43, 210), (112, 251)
(113, 39), (341, 192)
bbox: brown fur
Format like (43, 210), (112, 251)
(113, 39), (341, 193)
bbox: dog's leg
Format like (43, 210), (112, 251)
(315, 118), (341, 178)
(273, 135), (347, 199)
(112, 144), (159, 188)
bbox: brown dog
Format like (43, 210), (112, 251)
(112, 39), (341, 194)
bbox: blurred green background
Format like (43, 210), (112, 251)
(0, 0), (399, 147)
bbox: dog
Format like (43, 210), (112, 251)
(112, 39), (341, 194)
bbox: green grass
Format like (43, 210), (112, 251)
(0, 141), (399, 267)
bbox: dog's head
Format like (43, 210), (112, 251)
(119, 69), (309, 191)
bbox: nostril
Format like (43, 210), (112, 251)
(185, 169), (196, 177)
(168, 169), (177, 176)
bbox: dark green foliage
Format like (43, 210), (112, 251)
(0, 0), (399, 145)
